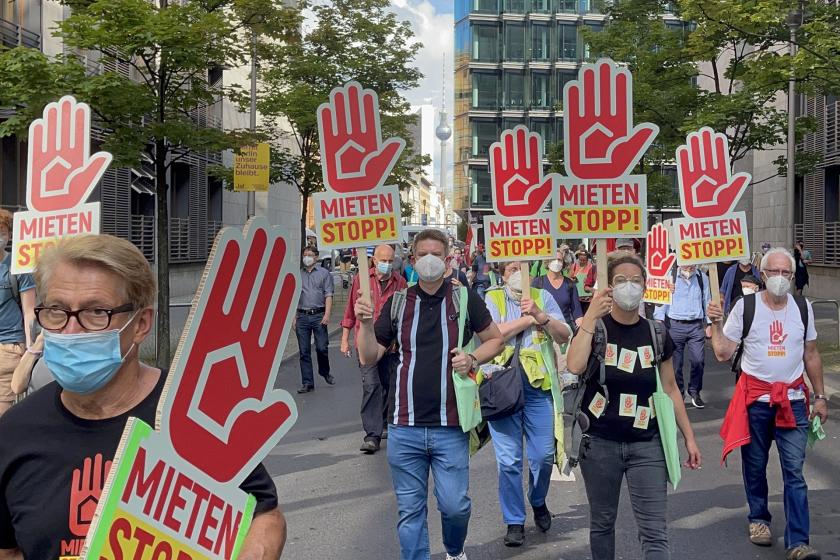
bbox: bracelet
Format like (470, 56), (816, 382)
(537, 316), (551, 326)
(814, 393), (827, 401)
(579, 325), (595, 335)
(26, 347), (42, 356)
(468, 353), (478, 370)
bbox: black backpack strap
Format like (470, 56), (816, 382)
(9, 273), (20, 308)
(731, 293), (756, 378)
(647, 319), (666, 365)
(793, 295), (808, 335)
(697, 270), (706, 322)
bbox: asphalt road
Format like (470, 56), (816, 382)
(268, 337), (840, 560)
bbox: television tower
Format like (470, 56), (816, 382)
(435, 55), (452, 226)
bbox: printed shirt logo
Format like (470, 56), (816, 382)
(60, 453), (112, 558)
(768, 319), (788, 357)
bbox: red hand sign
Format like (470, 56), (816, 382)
(161, 219), (299, 483)
(489, 125), (553, 217)
(676, 127), (751, 219)
(318, 81), (405, 193)
(770, 320), (789, 345)
(68, 454), (112, 537)
(646, 223), (676, 277)
(26, 96), (112, 213)
(564, 60), (658, 179)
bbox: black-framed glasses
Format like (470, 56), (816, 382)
(35, 303), (135, 331)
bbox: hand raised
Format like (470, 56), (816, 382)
(677, 127), (751, 219)
(68, 453), (112, 537)
(27, 96), (112, 212)
(318, 81), (405, 193)
(770, 320), (788, 345)
(646, 223), (676, 277)
(160, 218), (299, 483)
(490, 126), (554, 216)
(564, 60), (658, 179)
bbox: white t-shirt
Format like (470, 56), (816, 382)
(723, 294), (816, 401)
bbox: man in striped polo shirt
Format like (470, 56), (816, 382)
(356, 229), (504, 560)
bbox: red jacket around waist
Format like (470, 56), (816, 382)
(719, 372), (809, 464)
(341, 269), (406, 348)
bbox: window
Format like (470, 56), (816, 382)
(503, 0), (525, 13)
(470, 168), (492, 208)
(558, 24), (578, 61)
(472, 120), (498, 157)
(531, 71), (552, 109)
(171, 163), (190, 219)
(556, 0), (576, 13)
(530, 23), (550, 61)
(583, 23), (603, 59)
(0, 135), (22, 208)
(825, 166), (840, 223)
(531, 0), (552, 13)
(473, 0), (498, 13)
(473, 24), (499, 61)
(556, 69), (576, 108)
(503, 70), (525, 108)
(504, 23), (525, 61)
(530, 118), (554, 153)
(585, 0), (609, 14)
(472, 72), (499, 108)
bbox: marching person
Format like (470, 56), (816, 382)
(341, 244), (406, 454)
(654, 264), (712, 408)
(532, 249), (583, 327)
(296, 245), (335, 393)
(566, 253), (701, 560)
(354, 228), (504, 560)
(709, 248), (828, 560)
(722, 259), (760, 315)
(0, 209), (36, 416)
(571, 249), (596, 314)
(483, 261), (572, 547)
(793, 241), (811, 296)
(0, 235), (285, 558)
(471, 243), (492, 300)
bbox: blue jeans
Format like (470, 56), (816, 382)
(741, 400), (810, 549)
(580, 435), (670, 560)
(668, 319), (706, 394)
(488, 374), (554, 525)
(295, 312), (330, 387)
(387, 425), (471, 560)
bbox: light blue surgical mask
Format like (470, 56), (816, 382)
(376, 261), (393, 275)
(43, 313), (138, 395)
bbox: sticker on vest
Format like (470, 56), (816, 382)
(649, 396), (656, 418)
(633, 406), (651, 429)
(638, 345), (654, 368)
(588, 392), (607, 418)
(605, 343), (618, 366)
(619, 393), (637, 417)
(617, 348), (637, 373)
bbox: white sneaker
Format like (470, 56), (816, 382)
(446, 553), (467, 560)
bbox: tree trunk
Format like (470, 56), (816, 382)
(300, 192), (309, 260)
(155, 138), (171, 368)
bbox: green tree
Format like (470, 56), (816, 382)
(255, 0), (427, 254)
(0, 0), (297, 367)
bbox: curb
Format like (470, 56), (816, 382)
(281, 323), (344, 365)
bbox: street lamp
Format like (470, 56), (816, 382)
(786, 2), (804, 249)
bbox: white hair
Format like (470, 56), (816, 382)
(760, 247), (796, 273)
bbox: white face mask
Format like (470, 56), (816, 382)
(679, 268), (693, 279)
(302, 256), (316, 267)
(548, 259), (563, 273)
(765, 275), (790, 297)
(739, 259), (752, 266)
(613, 282), (645, 311)
(741, 286), (757, 296)
(415, 254), (445, 282)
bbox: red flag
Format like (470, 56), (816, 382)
(464, 219), (474, 267)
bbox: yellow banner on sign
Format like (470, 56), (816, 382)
(234, 144), (270, 192)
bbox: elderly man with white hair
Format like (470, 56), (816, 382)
(708, 248), (828, 560)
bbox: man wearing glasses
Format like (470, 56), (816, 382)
(708, 248), (828, 560)
(0, 234), (285, 559)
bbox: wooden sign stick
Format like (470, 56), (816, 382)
(707, 265), (721, 305)
(597, 239), (609, 291)
(522, 265), (531, 299)
(357, 247), (372, 319)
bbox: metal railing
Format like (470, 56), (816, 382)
(207, 220), (223, 254)
(811, 299), (840, 348)
(0, 18), (40, 49)
(169, 217), (190, 263)
(130, 214), (155, 261)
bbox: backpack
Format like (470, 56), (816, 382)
(730, 293), (809, 379)
(391, 284), (469, 336)
(564, 317), (667, 473)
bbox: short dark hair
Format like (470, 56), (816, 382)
(607, 252), (646, 284)
(412, 229), (449, 255)
(303, 245), (318, 256)
(741, 274), (761, 286)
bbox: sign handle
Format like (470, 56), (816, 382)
(707, 265), (721, 306)
(597, 239), (609, 291)
(357, 248), (372, 319)
(522, 265), (531, 299)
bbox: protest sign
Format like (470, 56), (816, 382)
(644, 223), (675, 305)
(553, 59), (659, 287)
(674, 127), (752, 300)
(483, 126), (556, 275)
(233, 143), (270, 192)
(314, 81), (405, 307)
(12, 96), (111, 274)
(82, 218), (300, 559)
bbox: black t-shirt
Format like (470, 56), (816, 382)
(0, 371), (278, 559)
(375, 282), (493, 427)
(731, 265), (749, 305)
(582, 316), (675, 442)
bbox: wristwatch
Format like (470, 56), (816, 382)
(814, 393), (827, 401)
(468, 353), (478, 372)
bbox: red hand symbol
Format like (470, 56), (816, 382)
(564, 60), (658, 179)
(770, 320), (788, 345)
(161, 219), (300, 483)
(26, 96), (112, 212)
(676, 127), (751, 219)
(489, 125), (554, 217)
(646, 223), (676, 277)
(68, 453), (112, 537)
(318, 81), (405, 193)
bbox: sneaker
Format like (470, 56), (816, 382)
(690, 392), (706, 409)
(786, 545), (821, 560)
(683, 392), (691, 404)
(503, 524), (525, 547)
(749, 522), (772, 546)
(296, 385), (314, 394)
(324, 375), (336, 385)
(359, 440), (380, 454)
(381, 426), (388, 440)
(533, 504), (552, 532)
(445, 553), (467, 560)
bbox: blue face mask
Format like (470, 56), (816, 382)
(376, 262), (393, 275)
(43, 314), (137, 395)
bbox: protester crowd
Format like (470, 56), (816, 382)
(0, 221), (829, 560)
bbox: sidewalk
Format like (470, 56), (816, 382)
(818, 350), (840, 400)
